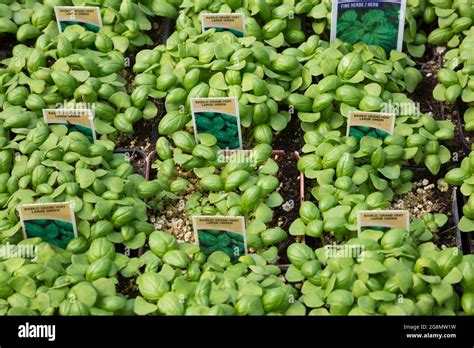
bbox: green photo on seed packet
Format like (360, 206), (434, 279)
(54, 6), (102, 33)
(43, 109), (96, 143)
(347, 111), (395, 141)
(330, 0), (406, 54)
(191, 97), (243, 150)
(18, 202), (78, 249)
(192, 216), (247, 263)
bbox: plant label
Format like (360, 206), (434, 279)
(43, 109), (96, 143)
(357, 210), (409, 235)
(191, 97), (243, 150)
(330, 0), (407, 54)
(18, 202), (78, 249)
(54, 6), (102, 33)
(201, 13), (245, 37)
(192, 216), (247, 263)
(347, 111), (395, 141)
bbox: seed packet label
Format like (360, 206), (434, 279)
(43, 109), (96, 143)
(18, 202), (78, 249)
(191, 97), (243, 150)
(192, 216), (247, 263)
(330, 0), (406, 54)
(347, 111), (395, 141)
(357, 210), (409, 235)
(201, 13), (245, 37)
(54, 6), (102, 33)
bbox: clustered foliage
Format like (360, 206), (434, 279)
(0, 0), (473, 316)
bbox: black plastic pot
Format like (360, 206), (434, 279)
(145, 150), (157, 181)
(454, 102), (473, 153)
(455, 187), (474, 255)
(435, 48), (472, 153)
(407, 166), (464, 252)
(271, 151), (305, 270)
(161, 18), (175, 43)
(113, 149), (148, 257)
(146, 149), (305, 268)
(148, 19), (175, 147)
(0, 49), (11, 61)
(451, 187), (464, 251)
(114, 148), (148, 178)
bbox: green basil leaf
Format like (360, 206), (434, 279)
(76, 168), (96, 189)
(133, 296), (157, 315)
(302, 292), (324, 308)
(360, 259), (387, 274)
(377, 165), (400, 180)
(124, 232), (146, 250)
(265, 192), (284, 208)
(459, 216), (474, 232)
(289, 218), (306, 236)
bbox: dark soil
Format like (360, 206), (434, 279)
(116, 117), (160, 152)
(302, 164), (462, 251)
(272, 111), (303, 152)
(457, 191), (474, 254)
(412, 49), (444, 120)
(412, 47), (465, 157)
(116, 273), (139, 299)
(0, 50), (12, 62)
(116, 73), (164, 153)
(407, 47), (467, 250)
(114, 149), (148, 177)
(147, 150), (304, 264)
(121, 60), (136, 95)
(268, 152), (304, 265)
(391, 167), (461, 249)
(416, 44), (437, 63)
(148, 151), (159, 179)
(129, 150), (148, 177)
(115, 242), (141, 257)
(454, 102), (473, 151)
(116, 17), (170, 152)
(149, 99), (166, 145)
(146, 18), (174, 49)
(0, 34), (18, 61)
(301, 15), (330, 42)
(304, 224), (340, 252)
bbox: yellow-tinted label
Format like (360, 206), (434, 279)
(347, 111), (395, 140)
(192, 216), (247, 263)
(191, 97), (242, 150)
(201, 13), (245, 37)
(357, 210), (409, 235)
(43, 109), (95, 142)
(18, 202), (78, 249)
(54, 6), (102, 33)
